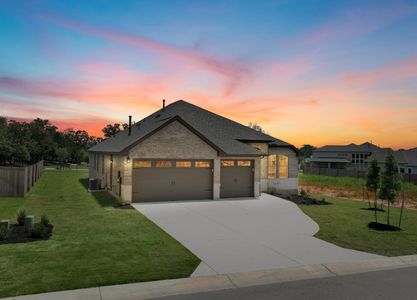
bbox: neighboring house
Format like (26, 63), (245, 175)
(88, 100), (298, 202)
(308, 142), (380, 170)
(369, 147), (417, 175)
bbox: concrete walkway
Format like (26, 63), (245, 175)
(3, 255), (417, 300)
(133, 194), (380, 276)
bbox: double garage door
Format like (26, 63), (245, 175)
(132, 159), (253, 202)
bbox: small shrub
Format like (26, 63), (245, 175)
(267, 187), (277, 194)
(300, 189), (309, 197)
(41, 213), (49, 226)
(118, 196), (125, 206)
(17, 209), (26, 225)
(31, 223), (46, 238)
(0, 226), (9, 241)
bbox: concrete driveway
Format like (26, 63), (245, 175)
(132, 194), (381, 276)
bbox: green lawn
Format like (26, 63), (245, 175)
(300, 195), (417, 257)
(0, 169), (200, 298)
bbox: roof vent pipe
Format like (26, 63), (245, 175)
(128, 115), (132, 136)
(163, 99), (165, 111)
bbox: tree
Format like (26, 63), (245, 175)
(248, 122), (265, 133)
(366, 159), (380, 222)
(299, 144), (316, 160)
(7, 120), (32, 165)
(55, 147), (69, 163)
(379, 152), (401, 226)
(0, 117), (12, 165)
(102, 123), (123, 138)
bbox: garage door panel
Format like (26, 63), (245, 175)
(220, 160), (254, 198)
(132, 160), (212, 202)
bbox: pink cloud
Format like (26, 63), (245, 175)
(40, 14), (250, 96)
(342, 55), (417, 86)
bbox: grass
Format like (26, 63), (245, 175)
(0, 169), (200, 298)
(299, 194), (417, 257)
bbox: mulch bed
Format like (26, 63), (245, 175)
(368, 222), (401, 231)
(0, 224), (53, 244)
(273, 193), (331, 205)
(115, 204), (135, 210)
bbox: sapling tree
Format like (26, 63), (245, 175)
(379, 153), (401, 226)
(366, 159), (380, 222)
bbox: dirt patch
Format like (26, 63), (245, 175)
(273, 193), (331, 205)
(300, 183), (417, 210)
(0, 224), (53, 244)
(115, 204), (135, 210)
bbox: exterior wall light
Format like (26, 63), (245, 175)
(127, 156), (130, 163)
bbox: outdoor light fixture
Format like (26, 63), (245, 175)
(127, 156), (131, 163)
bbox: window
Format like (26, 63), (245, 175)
(133, 161), (151, 168)
(278, 155), (288, 178)
(238, 160), (251, 167)
(268, 154), (276, 179)
(176, 161), (192, 168)
(400, 168), (405, 174)
(155, 161), (172, 167)
(195, 161), (210, 168)
(221, 160), (234, 167)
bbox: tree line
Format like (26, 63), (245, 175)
(0, 117), (102, 166)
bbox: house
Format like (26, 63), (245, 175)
(88, 100), (299, 202)
(369, 147), (417, 175)
(308, 142), (380, 170)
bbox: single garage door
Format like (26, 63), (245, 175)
(220, 160), (254, 198)
(132, 160), (213, 202)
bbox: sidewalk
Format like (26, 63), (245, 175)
(3, 255), (417, 300)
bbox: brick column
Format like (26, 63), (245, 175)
(213, 158), (220, 200)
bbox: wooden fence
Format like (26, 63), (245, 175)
(0, 161), (44, 197)
(303, 166), (417, 184)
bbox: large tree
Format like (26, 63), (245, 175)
(299, 144), (316, 159)
(0, 117), (100, 165)
(102, 123), (124, 138)
(379, 152), (401, 226)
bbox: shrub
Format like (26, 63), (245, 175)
(0, 226), (9, 241)
(17, 209), (26, 225)
(31, 223), (46, 238)
(41, 213), (49, 226)
(118, 196), (125, 206)
(267, 187), (277, 194)
(300, 189), (309, 197)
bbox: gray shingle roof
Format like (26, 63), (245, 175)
(315, 142), (380, 153)
(89, 100), (297, 156)
(370, 148), (417, 166)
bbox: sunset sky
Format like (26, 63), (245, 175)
(1, 0), (416, 149)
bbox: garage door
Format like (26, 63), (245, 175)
(220, 160), (254, 198)
(132, 160), (213, 202)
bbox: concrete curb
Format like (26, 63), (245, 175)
(3, 255), (417, 300)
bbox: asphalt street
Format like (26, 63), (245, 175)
(154, 266), (417, 300)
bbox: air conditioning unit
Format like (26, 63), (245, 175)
(89, 178), (99, 191)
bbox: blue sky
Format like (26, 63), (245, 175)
(1, 0), (417, 148)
